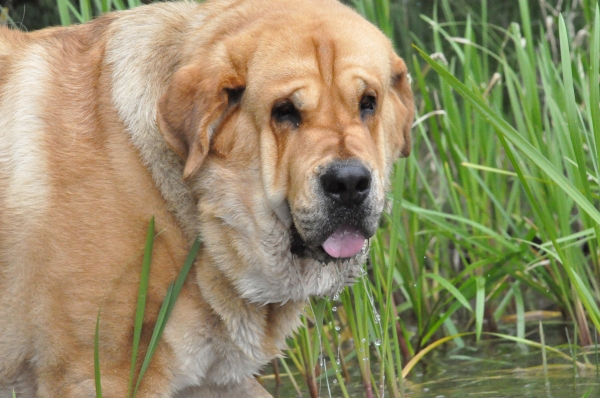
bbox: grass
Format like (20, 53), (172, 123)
(93, 218), (201, 397)
(0, 6), (15, 27)
(28, 0), (600, 396)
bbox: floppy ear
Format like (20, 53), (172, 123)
(389, 56), (414, 158)
(157, 57), (245, 180)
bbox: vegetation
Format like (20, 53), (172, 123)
(8, 0), (600, 396)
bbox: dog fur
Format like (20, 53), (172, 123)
(0, 0), (414, 396)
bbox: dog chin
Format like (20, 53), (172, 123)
(292, 251), (366, 298)
(288, 220), (371, 299)
(236, 220), (368, 304)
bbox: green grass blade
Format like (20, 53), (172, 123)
(133, 236), (201, 396)
(57, 0), (72, 25)
(79, 0), (92, 22)
(165, 237), (201, 318)
(591, 6), (600, 182)
(571, 270), (600, 325)
(402, 333), (471, 378)
(321, 323), (350, 398)
(278, 358), (303, 397)
(310, 299), (326, 363)
(66, 1), (84, 23)
(424, 273), (472, 311)
(133, 284), (173, 396)
(100, 0), (110, 13)
(518, 0), (535, 65)
(128, 216), (155, 398)
(558, 15), (597, 231)
(513, 283), (526, 347)
(475, 276), (485, 342)
(581, 387), (593, 398)
(112, 0), (126, 11)
(486, 332), (591, 368)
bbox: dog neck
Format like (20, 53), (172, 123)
(105, 2), (202, 241)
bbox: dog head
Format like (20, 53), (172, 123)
(157, 0), (413, 302)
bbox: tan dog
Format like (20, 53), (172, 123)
(0, 0), (413, 396)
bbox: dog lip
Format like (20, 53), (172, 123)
(289, 221), (369, 262)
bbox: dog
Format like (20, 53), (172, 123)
(0, 0), (414, 396)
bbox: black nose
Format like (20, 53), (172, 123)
(320, 160), (372, 207)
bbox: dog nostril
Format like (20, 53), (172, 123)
(356, 176), (370, 193)
(325, 180), (344, 195)
(320, 161), (372, 207)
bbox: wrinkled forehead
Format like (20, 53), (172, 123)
(246, 20), (393, 105)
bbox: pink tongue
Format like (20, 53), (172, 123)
(322, 225), (366, 258)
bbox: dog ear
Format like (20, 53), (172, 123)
(388, 56), (414, 158)
(157, 57), (245, 180)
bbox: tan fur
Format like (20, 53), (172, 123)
(0, 0), (413, 396)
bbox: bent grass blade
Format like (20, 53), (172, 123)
(94, 218), (201, 398)
(126, 216), (155, 398)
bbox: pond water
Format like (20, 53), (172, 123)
(405, 341), (600, 397)
(262, 322), (600, 398)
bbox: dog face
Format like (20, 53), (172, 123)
(249, 24), (413, 265)
(157, 0), (413, 302)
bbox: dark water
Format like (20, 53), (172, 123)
(406, 349), (600, 398)
(262, 322), (600, 398)
(405, 322), (600, 398)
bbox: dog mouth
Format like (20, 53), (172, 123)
(290, 222), (367, 263)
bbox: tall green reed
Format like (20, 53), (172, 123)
(413, 1), (600, 348)
(94, 218), (201, 397)
(0, 6), (15, 27)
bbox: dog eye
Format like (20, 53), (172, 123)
(359, 95), (376, 119)
(272, 101), (301, 128)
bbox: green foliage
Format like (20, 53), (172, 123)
(93, 218), (201, 397)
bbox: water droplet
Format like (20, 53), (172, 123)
(374, 314), (381, 323)
(374, 339), (381, 346)
(335, 326), (340, 331)
(362, 357), (369, 361)
(333, 293), (339, 300)
(361, 338), (366, 343)
(333, 379), (338, 384)
(332, 306), (337, 312)
(336, 359), (340, 365)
